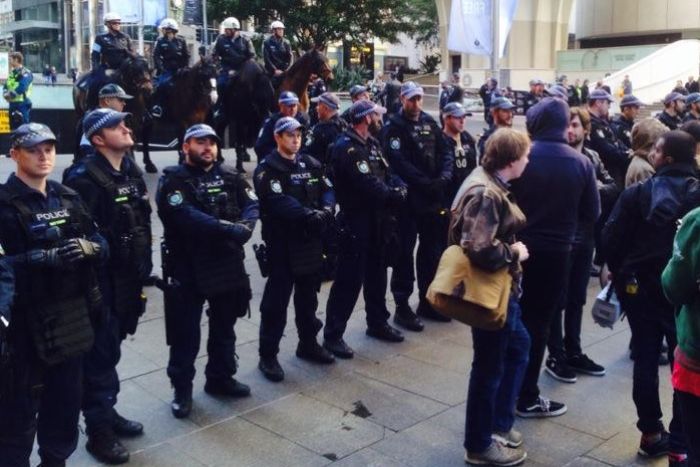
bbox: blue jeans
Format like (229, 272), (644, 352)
(465, 298), (531, 453)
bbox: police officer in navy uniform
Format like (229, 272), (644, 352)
(683, 92), (700, 122)
(254, 117), (336, 382)
(150, 18), (190, 119)
(89, 12), (135, 108)
(657, 92), (686, 130)
(307, 76), (327, 126)
(522, 79), (543, 113)
(477, 96), (515, 159)
(156, 124), (258, 418)
(0, 123), (107, 467)
(304, 92), (346, 166)
(340, 85), (371, 124)
(441, 102), (477, 204)
(611, 94), (642, 149)
(381, 81), (453, 331)
(323, 101), (407, 358)
(587, 88), (631, 187)
(63, 109), (152, 465)
(255, 91), (310, 162)
(263, 20), (293, 88)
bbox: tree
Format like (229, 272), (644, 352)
(207, 0), (438, 51)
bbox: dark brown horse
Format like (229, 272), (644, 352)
(277, 49), (333, 112)
(215, 59), (275, 168)
(73, 56), (156, 172)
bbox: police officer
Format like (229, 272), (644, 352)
(381, 81), (453, 331)
(523, 79), (543, 113)
(156, 124), (258, 418)
(254, 117), (336, 382)
(477, 96), (515, 158)
(212, 16), (255, 119)
(63, 109), (152, 464)
(657, 92), (686, 130)
(304, 92), (346, 166)
(307, 75), (327, 126)
(255, 91), (310, 162)
(323, 100), (407, 358)
(340, 85), (371, 124)
(611, 94), (642, 149)
(263, 20), (293, 88)
(683, 92), (700, 122)
(74, 84), (133, 162)
(89, 12), (135, 106)
(442, 102), (477, 204)
(0, 123), (107, 467)
(587, 88), (631, 187)
(3, 52), (33, 130)
(151, 18), (190, 118)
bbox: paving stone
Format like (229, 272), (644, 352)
(304, 372), (449, 431)
(514, 418), (605, 466)
(563, 456), (616, 467)
(328, 447), (407, 466)
(402, 338), (473, 373)
(175, 416), (331, 467)
(587, 423), (668, 467)
(243, 394), (386, 459)
(355, 355), (467, 406)
(127, 443), (207, 466)
(117, 339), (161, 380)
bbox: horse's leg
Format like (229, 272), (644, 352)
(141, 120), (158, 173)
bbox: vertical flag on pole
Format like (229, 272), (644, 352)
(447, 0), (518, 57)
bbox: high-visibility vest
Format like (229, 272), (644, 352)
(6, 67), (33, 103)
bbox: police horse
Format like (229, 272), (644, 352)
(277, 48), (334, 113)
(73, 56), (157, 172)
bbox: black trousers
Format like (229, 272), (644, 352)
(518, 248), (570, 405)
(678, 390), (700, 465)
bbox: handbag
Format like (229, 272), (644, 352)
(426, 245), (511, 330)
(591, 283), (622, 329)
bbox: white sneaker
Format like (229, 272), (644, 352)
(492, 428), (523, 448)
(465, 441), (527, 466)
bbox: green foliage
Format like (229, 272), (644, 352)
(328, 65), (369, 91)
(419, 53), (441, 74)
(207, 0), (439, 51)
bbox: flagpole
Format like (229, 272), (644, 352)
(202, 0), (208, 46)
(138, 0), (145, 55)
(491, 0), (500, 81)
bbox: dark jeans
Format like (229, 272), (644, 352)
(518, 248), (570, 406)
(678, 390), (700, 465)
(82, 311), (122, 432)
(616, 284), (686, 453)
(259, 248), (323, 358)
(324, 225), (391, 341)
(391, 209), (447, 306)
(465, 298), (530, 452)
(167, 289), (241, 390)
(548, 240), (594, 360)
(0, 343), (82, 467)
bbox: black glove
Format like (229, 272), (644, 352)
(221, 220), (253, 244)
(428, 178), (448, 198)
(25, 248), (63, 268)
(306, 209), (333, 232)
(387, 186), (408, 207)
(58, 238), (102, 265)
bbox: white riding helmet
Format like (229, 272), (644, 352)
(103, 12), (122, 24)
(159, 18), (179, 31)
(270, 20), (285, 30)
(221, 17), (240, 30)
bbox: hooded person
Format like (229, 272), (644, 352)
(510, 97), (600, 418)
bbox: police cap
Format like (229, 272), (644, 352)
(274, 116), (303, 134)
(83, 108), (130, 139)
(490, 96), (515, 110)
(664, 92), (687, 105)
(620, 94), (643, 108)
(442, 102), (469, 118)
(98, 83), (133, 100)
(184, 123), (221, 143)
(349, 85), (368, 99)
(278, 91), (299, 106)
(10, 123), (57, 148)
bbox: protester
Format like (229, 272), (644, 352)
(625, 118), (668, 188)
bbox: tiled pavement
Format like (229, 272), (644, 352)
(3, 145), (672, 467)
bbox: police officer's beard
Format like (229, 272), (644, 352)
(188, 149), (215, 169)
(369, 120), (382, 136)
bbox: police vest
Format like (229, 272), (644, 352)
(156, 37), (188, 72)
(390, 114), (440, 175)
(366, 138), (389, 182)
(6, 68), (33, 103)
(5, 184), (97, 365)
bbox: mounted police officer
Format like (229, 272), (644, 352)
(304, 92), (346, 166)
(64, 109), (152, 464)
(0, 123), (107, 467)
(611, 94), (642, 149)
(88, 12), (136, 107)
(254, 117), (336, 382)
(212, 17), (255, 120)
(323, 100), (407, 358)
(151, 18), (190, 119)
(586, 88), (631, 187)
(381, 81), (453, 331)
(156, 124), (258, 419)
(442, 102), (477, 203)
(3, 52), (33, 130)
(254, 91), (310, 163)
(263, 20), (293, 88)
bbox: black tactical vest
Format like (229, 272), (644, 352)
(391, 114), (440, 175)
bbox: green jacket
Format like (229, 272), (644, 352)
(661, 206), (700, 361)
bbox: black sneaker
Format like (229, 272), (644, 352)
(259, 356), (285, 382)
(393, 302), (424, 332)
(567, 353), (606, 376)
(85, 427), (130, 464)
(638, 431), (670, 457)
(204, 378), (251, 398)
(516, 396), (567, 418)
(111, 411), (143, 437)
(545, 357), (577, 383)
(323, 338), (355, 359)
(296, 341), (336, 364)
(366, 323), (405, 342)
(171, 386), (193, 419)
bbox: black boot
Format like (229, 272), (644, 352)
(393, 302), (424, 332)
(204, 378), (251, 398)
(112, 411), (143, 437)
(171, 386), (193, 419)
(323, 338), (355, 359)
(296, 341), (335, 364)
(85, 427), (130, 465)
(366, 323), (405, 342)
(416, 300), (451, 322)
(259, 356), (285, 382)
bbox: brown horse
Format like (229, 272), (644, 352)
(277, 49), (333, 112)
(73, 56), (156, 172)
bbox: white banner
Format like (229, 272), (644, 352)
(105, 0), (168, 26)
(447, 0), (519, 58)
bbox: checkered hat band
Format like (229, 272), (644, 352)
(86, 114), (119, 138)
